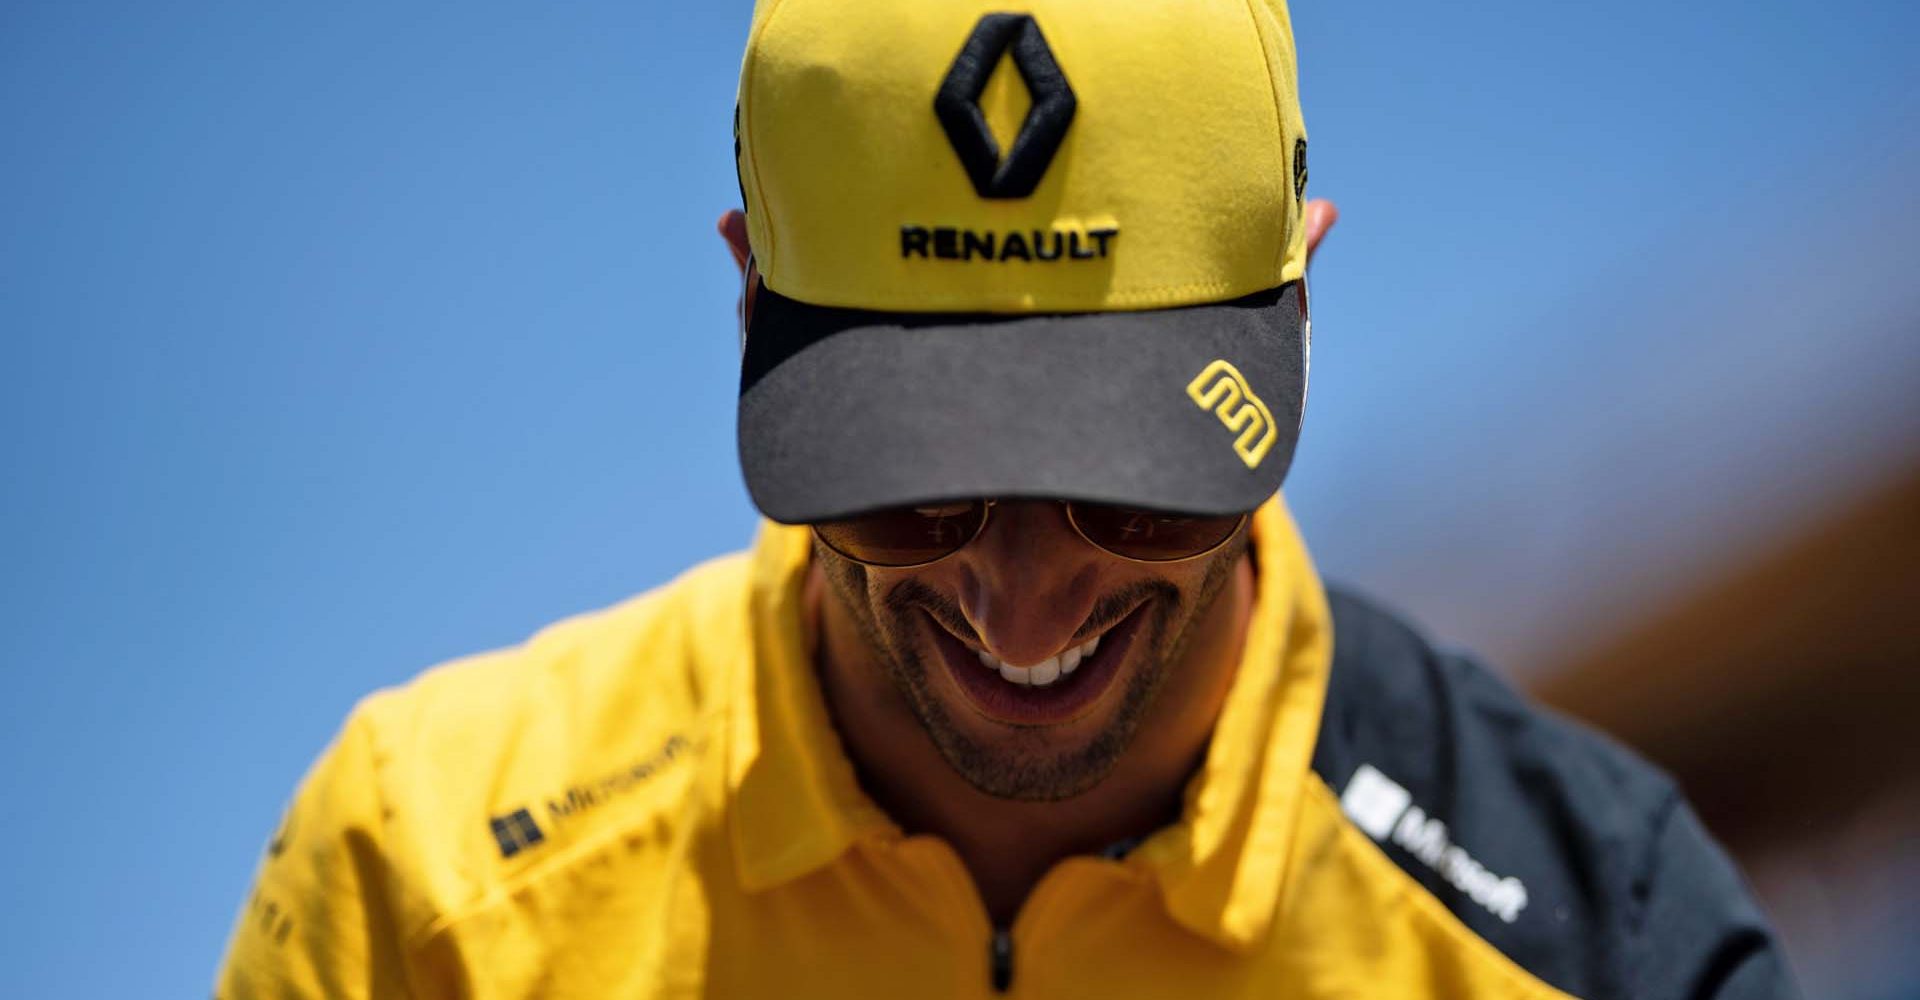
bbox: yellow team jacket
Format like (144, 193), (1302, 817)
(217, 499), (1791, 999)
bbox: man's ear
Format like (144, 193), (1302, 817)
(1303, 199), (1338, 265)
(719, 209), (751, 276)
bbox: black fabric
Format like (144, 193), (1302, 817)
(1313, 587), (1800, 1000)
(737, 283), (1306, 524)
(933, 13), (1077, 200)
(1635, 803), (1799, 1000)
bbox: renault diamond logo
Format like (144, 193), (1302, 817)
(934, 13), (1076, 199)
(1188, 360), (1278, 470)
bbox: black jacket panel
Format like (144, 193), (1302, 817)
(1312, 586), (1799, 1000)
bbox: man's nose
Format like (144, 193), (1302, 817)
(954, 502), (1100, 667)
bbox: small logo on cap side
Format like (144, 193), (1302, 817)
(1188, 360), (1277, 470)
(1293, 137), (1309, 207)
(934, 14), (1076, 200)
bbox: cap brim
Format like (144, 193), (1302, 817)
(738, 282), (1307, 524)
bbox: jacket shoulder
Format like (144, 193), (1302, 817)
(1310, 586), (1789, 1000)
(220, 552), (757, 993)
(353, 551), (754, 913)
(365, 550), (752, 765)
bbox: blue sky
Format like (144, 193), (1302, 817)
(2, 0), (1916, 995)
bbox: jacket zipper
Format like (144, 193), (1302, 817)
(989, 927), (1014, 993)
(901, 835), (1128, 996)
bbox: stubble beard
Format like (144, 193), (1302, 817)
(816, 538), (1246, 802)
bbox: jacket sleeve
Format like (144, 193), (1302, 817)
(1634, 793), (1799, 1000)
(215, 706), (417, 999)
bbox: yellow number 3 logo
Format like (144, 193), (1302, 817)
(1186, 360), (1276, 470)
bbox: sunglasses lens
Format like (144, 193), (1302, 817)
(1069, 503), (1245, 562)
(813, 501), (988, 568)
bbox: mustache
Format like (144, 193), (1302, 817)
(884, 577), (1178, 649)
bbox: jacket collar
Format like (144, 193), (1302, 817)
(1131, 498), (1334, 950)
(727, 519), (891, 891)
(727, 498), (1334, 950)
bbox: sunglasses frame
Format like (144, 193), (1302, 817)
(811, 499), (1250, 570)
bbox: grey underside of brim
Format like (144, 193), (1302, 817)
(738, 284), (1306, 523)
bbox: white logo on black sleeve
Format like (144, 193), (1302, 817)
(1340, 763), (1412, 839)
(1340, 764), (1530, 924)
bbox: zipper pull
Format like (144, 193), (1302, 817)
(989, 928), (1014, 993)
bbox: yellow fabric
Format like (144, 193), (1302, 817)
(1276, 779), (1583, 1000)
(216, 498), (1584, 998)
(736, 0), (1309, 312)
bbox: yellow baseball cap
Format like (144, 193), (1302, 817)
(735, 0), (1311, 523)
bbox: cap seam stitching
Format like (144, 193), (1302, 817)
(776, 276), (1269, 312)
(739, 0), (791, 275)
(1239, 0), (1292, 281)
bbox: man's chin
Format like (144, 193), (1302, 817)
(918, 710), (1131, 801)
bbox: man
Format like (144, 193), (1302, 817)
(218, 0), (1797, 997)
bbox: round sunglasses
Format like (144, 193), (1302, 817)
(812, 499), (1248, 569)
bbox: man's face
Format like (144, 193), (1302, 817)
(815, 500), (1248, 801)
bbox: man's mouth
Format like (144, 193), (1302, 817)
(922, 602), (1149, 727)
(973, 634), (1102, 688)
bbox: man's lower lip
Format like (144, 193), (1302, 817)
(928, 606), (1145, 727)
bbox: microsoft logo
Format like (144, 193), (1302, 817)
(1340, 764), (1415, 840)
(489, 808), (545, 859)
(1340, 764), (1529, 924)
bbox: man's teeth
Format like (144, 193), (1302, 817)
(974, 634), (1101, 688)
